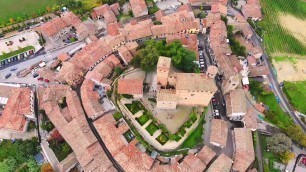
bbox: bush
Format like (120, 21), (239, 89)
(136, 114), (150, 126)
(156, 133), (169, 145)
(113, 112), (123, 121)
(145, 122), (159, 136)
(122, 94), (133, 99)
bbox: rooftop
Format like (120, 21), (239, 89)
(197, 145), (217, 166)
(207, 153), (233, 172)
(157, 56), (171, 69)
(176, 73), (217, 92)
(226, 89), (247, 115)
(210, 119), (228, 147)
(233, 128), (255, 172)
(118, 78), (144, 95)
(129, 0), (148, 17)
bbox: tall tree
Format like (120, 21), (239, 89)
(266, 133), (292, 154)
(279, 151), (295, 164)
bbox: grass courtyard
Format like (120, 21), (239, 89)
(259, 0), (306, 56)
(145, 122), (159, 136)
(283, 81), (306, 114)
(136, 114), (150, 126)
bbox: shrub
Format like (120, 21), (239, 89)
(156, 133), (169, 145)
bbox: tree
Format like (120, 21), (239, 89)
(27, 157), (40, 172)
(114, 67), (123, 75)
(279, 151), (295, 164)
(9, 18), (15, 24)
(41, 163), (54, 172)
(266, 133), (292, 154)
(285, 125), (304, 143)
(0, 157), (17, 172)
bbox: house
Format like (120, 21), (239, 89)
(207, 153), (233, 172)
(209, 119), (228, 148)
(211, 3), (227, 16)
(225, 89), (247, 121)
(118, 45), (134, 65)
(0, 84), (34, 135)
(91, 4), (118, 23)
(37, 17), (70, 41)
(129, 0), (148, 17)
(232, 128), (255, 172)
(241, 3), (262, 21)
(196, 145), (217, 166)
(177, 154), (206, 172)
(117, 78), (144, 98)
(155, 57), (217, 109)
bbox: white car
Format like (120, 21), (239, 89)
(200, 61), (205, 65)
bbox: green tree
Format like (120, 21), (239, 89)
(0, 157), (17, 172)
(279, 151), (295, 164)
(114, 67), (123, 75)
(27, 157), (40, 172)
(285, 125), (304, 144)
(266, 133), (292, 154)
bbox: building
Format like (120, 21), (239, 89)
(155, 57), (217, 109)
(241, 0), (262, 21)
(207, 153), (233, 172)
(225, 89), (247, 121)
(117, 78), (144, 98)
(210, 119), (228, 148)
(222, 75), (241, 94)
(0, 83), (34, 134)
(91, 4), (118, 23)
(196, 145), (217, 166)
(129, 0), (148, 17)
(232, 128), (255, 172)
(211, 3), (227, 16)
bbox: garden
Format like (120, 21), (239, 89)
(145, 122), (159, 136)
(259, 0), (306, 56)
(0, 138), (41, 171)
(136, 113), (150, 126)
(125, 101), (143, 115)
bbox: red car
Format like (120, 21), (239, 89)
(44, 79), (50, 83)
(37, 77), (43, 81)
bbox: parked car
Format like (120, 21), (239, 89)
(44, 79), (50, 83)
(5, 73), (12, 79)
(18, 28), (23, 32)
(10, 67), (17, 71)
(37, 77), (43, 81)
(33, 73), (39, 78)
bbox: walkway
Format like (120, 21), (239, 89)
(118, 98), (201, 151)
(41, 140), (60, 172)
(0, 129), (37, 140)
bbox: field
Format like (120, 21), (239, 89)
(272, 57), (306, 81)
(283, 81), (306, 114)
(259, 0), (306, 56)
(0, 0), (57, 24)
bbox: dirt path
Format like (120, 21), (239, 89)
(273, 58), (306, 82)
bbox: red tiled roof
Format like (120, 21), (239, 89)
(118, 78), (143, 95)
(91, 4), (117, 23)
(58, 53), (70, 62)
(154, 10), (165, 21)
(110, 3), (120, 15)
(62, 11), (82, 27)
(130, 0), (148, 17)
(211, 3), (227, 15)
(118, 45), (134, 64)
(241, 4), (262, 20)
(107, 22), (123, 36)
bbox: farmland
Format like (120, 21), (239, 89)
(259, 0), (306, 56)
(0, 0), (57, 25)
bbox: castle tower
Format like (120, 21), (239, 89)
(223, 75), (240, 95)
(206, 65), (219, 79)
(157, 56), (171, 87)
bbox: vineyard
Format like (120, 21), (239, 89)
(259, 0), (306, 56)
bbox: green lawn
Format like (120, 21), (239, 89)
(125, 101), (143, 115)
(180, 116), (205, 149)
(250, 80), (293, 129)
(156, 133), (169, 145)
(0, 46), (35, 61)
(145, 122), (159, 136)
(113, 112), (123, 121)
(259, 0), (306, 55)
(283, 81), (306, 114)
(0, 0), (57, 25)
(136, 114), (150, 126)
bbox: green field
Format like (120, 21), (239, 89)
(259, 0), (306, 55)
(0, 0), (57, 25)
(283, 81), (306, 114)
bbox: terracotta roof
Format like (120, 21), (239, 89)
(81, 79), (105, 118)
(177, 3), (192, 12)
(166, 34), (198, 55)
(58, 53), (70, 62)
(255, 103), (265, 113)
(177, 154), (206, 172)
(0, 84), (16, 98)
(210, 119), (228, 147)
(124, 42), (139, 56)
(176, 73), (217, 92)
(207, 153), (233, 172)
(55, 61), (85, 87)
(211, 3), (227, 15)
(91, 4), (117, 23)
(130, 0), (148, 17)
(104, 54), (121, 67)
(226, 89), (247, 116)
(197, 146), (216, 166)
(203, 13), (221, 28)
(118, 45), (134, 64)
(247, 55), (257, 65)
(247, 0), (260, 5)
(110, 3), (120, 15)
(241, 4), (262, 20)
(157, 89), (178, 102)
(107, 22), (123, 36)
(62, 11), (82, 27)
(118, 78), (143, 95)
(38, 17), (66, 37)
(244, 107), (258, 130)
(233, 128), (255, 172)
(94, 114), (129, 156)
(154, 10), (166, 21)
(0, 87), (32, 132)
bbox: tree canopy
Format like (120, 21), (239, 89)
(131, 40), (198, 73)
(266, 133), (292, 154)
